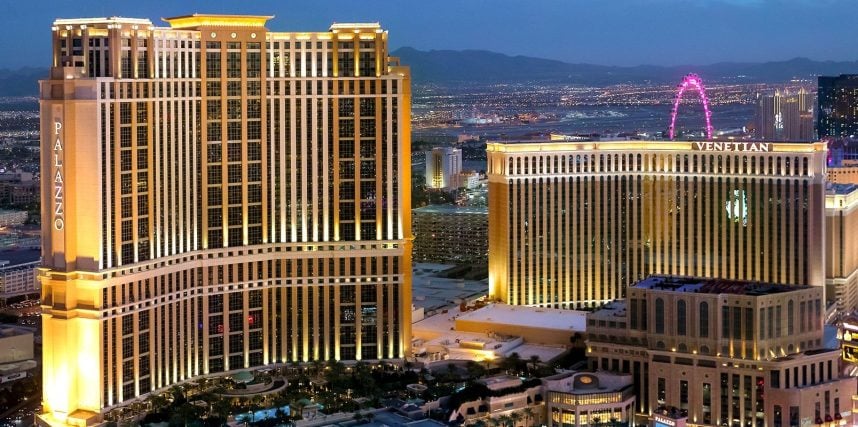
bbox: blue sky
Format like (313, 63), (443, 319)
(2, 0), (857, 68)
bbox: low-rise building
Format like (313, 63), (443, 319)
(412, 304), (574, 364)
(0, 210), (28, 227)
(0, 249), (40, 307)
(455, 304), (586, 347)
(587, 275), (855, 426)
(543, 371), (635, 427)
(449, 375), (544, 425)
(0, 326), (37, 388)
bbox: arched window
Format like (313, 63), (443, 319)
(678, 343), (688, 353)
(677, 299), (687, 336)
(699, 345), (710, 355)
(699, 301), (709, 338)
(655, 298), (665, 334)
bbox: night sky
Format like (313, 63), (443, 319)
(2, 0), (857, 69)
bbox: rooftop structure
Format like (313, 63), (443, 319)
(411, 263), (487, 316)
(412, 305), (568, 363)
(543, 370), (635, 427)
(455, 303), (587, 339)
(634, 275), (814, 296)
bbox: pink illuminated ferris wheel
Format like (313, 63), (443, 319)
(668, 73), (714, 140)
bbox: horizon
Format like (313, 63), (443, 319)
(2, 0), (858, 69)
(1, 45), (856, 73)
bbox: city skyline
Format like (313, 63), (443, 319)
(3, 0), (858, 69)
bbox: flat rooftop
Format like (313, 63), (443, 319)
(634, 275), (814, 296)
(543, 370), (633, 395)
(456, 303), (587, 332)
(827, 183), (858, 196)
(0, 326), (34, 338)
(412, 263), (487, 313)
(0, 249), (40, 266)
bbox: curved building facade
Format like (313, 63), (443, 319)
(487, 140), (827, 309)
(39, 15), (411, 425)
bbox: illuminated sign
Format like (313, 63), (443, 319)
(842, 343), (858, 363)
(725, 190), (748, 226)
(654, 416), (676, 427)
(693, 142), (771, 152)
(53, 121), (64, 230)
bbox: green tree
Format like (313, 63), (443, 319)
(522, 407), (535, 426)
(527, 355), (541, 376)
(465, 361), (486, 379)
(510, 411), (523, 427)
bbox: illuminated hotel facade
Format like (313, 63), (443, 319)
(487, 140), (827, 308)
(39, 15), (411, 425)
(588, 275), (855, 426)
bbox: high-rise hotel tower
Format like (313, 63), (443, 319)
(487, 140), (827, 309)
(39, 15), (411, 425)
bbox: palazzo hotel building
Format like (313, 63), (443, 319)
(39, 15), (411, 425)
(487, 140), (828, 308)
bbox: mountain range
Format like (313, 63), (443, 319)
(391, 47), (858, 85)
(0, 48), (856, 97)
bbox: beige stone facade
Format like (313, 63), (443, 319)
(587, 275), (855, 426)
(825, 184), (858, 311)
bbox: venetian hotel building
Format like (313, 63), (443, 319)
(39, 15), (411, 425)
(487, 140), (827, 308)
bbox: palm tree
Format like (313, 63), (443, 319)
(503, 352), (523, 375)
(465, 361), (486, 379)
(311, 359), (325, 377)
(498, 415), (512, 427)
(522, 407), (535, 426)
(527, 355), (541, 375)
(510, 411), (523, 427)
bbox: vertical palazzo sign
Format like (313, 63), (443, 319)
(53, 120), (64, 230)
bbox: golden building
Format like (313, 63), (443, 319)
(486, 140), (828, 308)
(825, 183), (858, 311)
(39, 15), (411, 426)
(588, 275), (855, 426)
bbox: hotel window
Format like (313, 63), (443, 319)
(227, 52), (241, 78)
(655, 299), (665, 334)
(206, 51), (221, 77)
(677, 299), (686, 336)
(699, 301), (709, 337)
(657, 377), (666, 404)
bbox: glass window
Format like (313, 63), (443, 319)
(655, 298), (665, 334)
